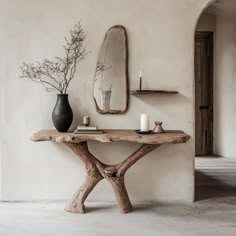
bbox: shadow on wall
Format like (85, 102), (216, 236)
(132, 93), (192, 106)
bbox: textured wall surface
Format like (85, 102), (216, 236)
(0, 0), (211, 201)
(214, 15), (236, 158)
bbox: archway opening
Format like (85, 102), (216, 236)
(195, 0), (236, 200)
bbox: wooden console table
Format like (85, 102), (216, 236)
(31, 129), (190, 214)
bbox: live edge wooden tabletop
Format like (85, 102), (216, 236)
(31, 129), (190, 214)
(31, 129), (190, 145)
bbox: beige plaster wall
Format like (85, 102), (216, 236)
(0, 0), (211, 201)
(214, 15), (236, 158)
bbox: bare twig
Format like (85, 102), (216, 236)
(95, 61), (112, 78)
(20, 22), (90, 94)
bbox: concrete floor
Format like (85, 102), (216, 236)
(195, 157), (236, 200)
(0, 198), (236, 236)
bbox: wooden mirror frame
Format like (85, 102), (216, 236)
(94, 25), (129, 114)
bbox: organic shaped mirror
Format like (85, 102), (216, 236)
(93, 25), (129, 114)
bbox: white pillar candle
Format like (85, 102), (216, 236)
(140, 113), (149, 131)
(140, 70), (142, 78)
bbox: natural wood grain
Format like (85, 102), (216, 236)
(31, 129), (190, 214)
(64, 142), (104, 213)
(31, 129), (190, 145)
(63, 142), (159, 214)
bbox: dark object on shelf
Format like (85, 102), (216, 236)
(52, 94), (73, 132)
(130, 90), (179, 95)
(139, 76), (142, 91)
(135, 129), (153, 134)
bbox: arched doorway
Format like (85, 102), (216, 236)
(195, 0), (236, 200)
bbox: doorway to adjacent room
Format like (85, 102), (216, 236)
(195, 31), (213, 156)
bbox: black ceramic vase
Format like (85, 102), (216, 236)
(52, 94), (73, 132)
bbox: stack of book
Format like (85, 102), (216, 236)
(74, 126), (103, 134)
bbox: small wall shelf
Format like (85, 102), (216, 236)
(130, 90), (179, 95)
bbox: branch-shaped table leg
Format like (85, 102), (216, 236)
(64, 142), (104, 213)
(65, 142), (160, 214)
(104, 144), (160, 213)
(65, 169), (103, 213)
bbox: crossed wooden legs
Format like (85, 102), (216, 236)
(64, 142), (160, 214)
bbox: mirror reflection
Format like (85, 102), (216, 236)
(93, 25), (129, 114)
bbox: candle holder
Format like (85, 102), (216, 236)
(139, 76), (142, 91)
(135, 129), (152, 134)
(153, 121), (164, 133)
(135, 113), (152, 134)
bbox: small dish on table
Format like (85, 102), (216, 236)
(135, 130), (153, 134)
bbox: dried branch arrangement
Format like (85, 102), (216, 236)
(20, 22), (90, 94)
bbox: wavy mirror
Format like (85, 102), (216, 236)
(93, 25), (129, 114)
